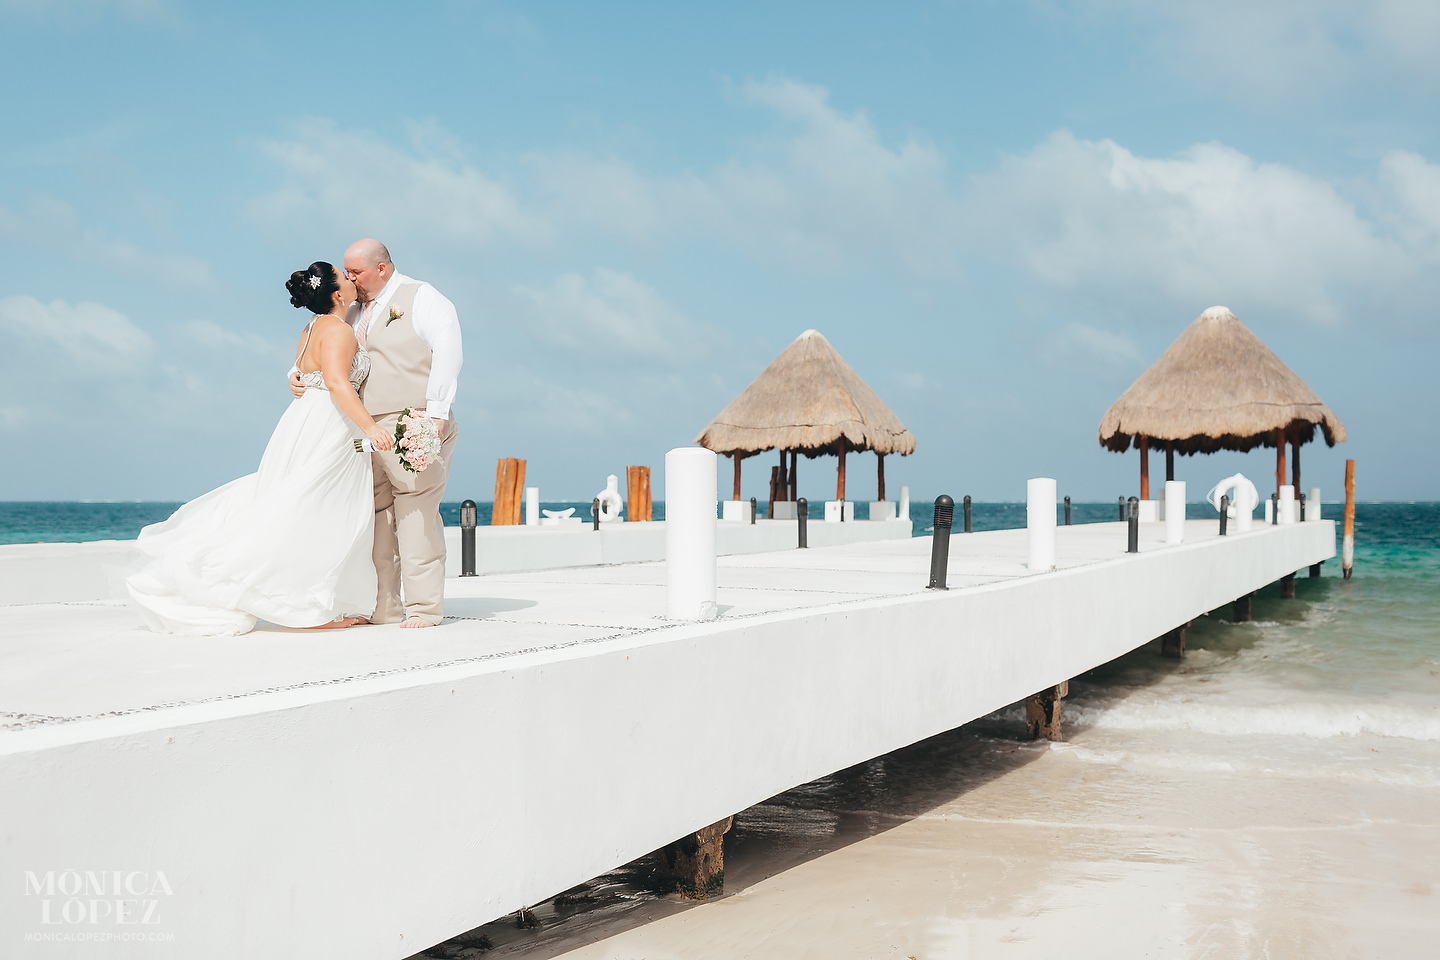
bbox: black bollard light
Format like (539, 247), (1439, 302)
(459, 499), (478, 577)
(1064, 495), (1072, 526)
(1127, 496), (1139, 553)
(1219, 495), (1229, 536)
(750, 496), (757, 524)
(928, 495), (954, 589)
(963, 494), (973, 533)
(592, 497), (601, 531)
(1298, 492), (1306, 522)
(1118, 496), (1125, 520)
(1271, 493), (1278, 525)
(797, 497), (808, 548)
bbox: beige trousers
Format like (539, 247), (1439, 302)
(371, 416), (458, 624)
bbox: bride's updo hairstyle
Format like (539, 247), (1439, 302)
(285, 262), (340, 314)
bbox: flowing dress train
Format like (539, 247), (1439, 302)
(126, 346), (377, 636)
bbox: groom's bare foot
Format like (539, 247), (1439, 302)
(400, 616), (436, 629)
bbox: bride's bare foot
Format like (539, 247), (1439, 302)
(400, 616), (436, 629)
(305, 616), (369, 630)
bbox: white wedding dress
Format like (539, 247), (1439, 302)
(127, 342), (378, 636)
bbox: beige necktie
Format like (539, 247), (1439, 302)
(355, 300), (376, 348)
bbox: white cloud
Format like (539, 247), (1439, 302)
(1064, 0), (1440, 103)
(0, 294), (152, 368)
(0, 195), (212, 287)
(250, 119), (548, 248)
(512, 269), (713, 365)
(972, 131), (1402, 325)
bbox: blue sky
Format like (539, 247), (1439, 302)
(2, 0), (1436, 503)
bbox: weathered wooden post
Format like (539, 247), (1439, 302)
(928, 495), (953, 590)
(492, 458), (526, 525)
(1024, 681), (1067, 740)
(1165, 439), (1174, 481)
(1161, 623), (1186, 658)
(1280, 572), (1296, 599)
(1343, 459), (1355, 579)
(789, 450), (798, 501)
(626, 465), (652, 522)
(731, 452), (742, 502)
(655, 816), (734, 899)
(459, 500), (477, 577)
(767, 465), (779, 520)
(1139, 435), (1150, 501)
(877, 451), (886, 504)
(1233, 592), (1253, 622)
(836, 442), (847, 502)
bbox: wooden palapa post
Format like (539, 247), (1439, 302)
(1139, 435), (1150, 500)
(731, 453), (742, 502)
(836, 442), (847, 501)
(876, 452), (886, 503)
(1276, 427), (1287, 497)
(789, 450), (798, 501)
(1291, 426), (1301, 500)
(1165, 440), (1175, 482)
(777, 448), (788, 501)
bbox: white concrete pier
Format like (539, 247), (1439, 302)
(0, 519), (1334, 959)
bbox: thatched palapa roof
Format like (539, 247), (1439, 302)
(696, 329), (915, 457)
(1098, 306), (1346, 455)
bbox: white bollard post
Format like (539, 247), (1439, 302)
(1279, 485), (1296, 525)
(665, 447), (718, 620)
(1027, 478), (1056, 572)
(1165, 480), (1186, 544)
(899, 486), (910, 522)
(1308, 487), (1321, 521)
(525, 487), (539, 526)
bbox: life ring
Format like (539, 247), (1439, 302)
(595, 475), (624, 523)
(1207, 473), (1258, 518)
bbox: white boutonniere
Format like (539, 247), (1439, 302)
(386, 306), (404, 327)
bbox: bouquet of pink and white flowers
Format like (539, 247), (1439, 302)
(353, 407), (442, 473)
(393, 408), (441, 473)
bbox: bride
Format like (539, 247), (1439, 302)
(126, 262), (395, 636)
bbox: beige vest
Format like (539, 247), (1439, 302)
(360, 283), (429, 418)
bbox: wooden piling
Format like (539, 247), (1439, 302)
(1233, 592), (1253, 623)
(1139, 435), (1149, 501)
(655, 816), (733, 898)
(1024, 682), (1068, 741)
(492, 458), (526, 525)
(626, 466), (652, 522)
(1161, 624), (1186, 658)
(1310, 562), (1322, 578)
(1343, 459), (1355, 579)
(1280, 572), (1296, 599)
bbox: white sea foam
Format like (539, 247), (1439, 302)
(1066, 699), (1440, 741)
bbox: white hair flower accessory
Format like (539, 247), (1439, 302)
(308, 274), (322, 289)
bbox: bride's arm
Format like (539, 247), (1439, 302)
(318, 322), (393, 451)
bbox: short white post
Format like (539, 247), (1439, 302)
(1027, 478), (1056, 572)
(1165, 480), (1186, 544)
(1308, 487), (1321, 521)
(665, 447), (718, 620)
(899, 485), (910, 522)
(524, 487), (539, 526)
(1279, 485), (1296, 525)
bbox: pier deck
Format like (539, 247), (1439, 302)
(0, 519), (1334, 959)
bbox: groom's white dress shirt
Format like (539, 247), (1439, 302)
(351, 271), (463, 420)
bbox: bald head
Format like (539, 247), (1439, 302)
(343, 239), (394, 301)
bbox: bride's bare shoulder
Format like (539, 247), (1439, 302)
(314, 314), (357, 341)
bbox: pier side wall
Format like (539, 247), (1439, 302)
(0, 522), (1334, 960)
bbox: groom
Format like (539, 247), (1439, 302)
(290, 239), (463, 628)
